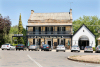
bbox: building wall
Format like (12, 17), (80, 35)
(98, 40), (100, 45)
(28, 38), (33, 45)
(28, 27), (33, 31)
(72, 25), (95, 47)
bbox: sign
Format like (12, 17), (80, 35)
(14, 39), (17, 41)
(14, 34), (23, 36)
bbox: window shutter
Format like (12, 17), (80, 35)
(33, 27), (35, 34)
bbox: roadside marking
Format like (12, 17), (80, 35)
(27, 55), (43, 67)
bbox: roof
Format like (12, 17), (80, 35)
(29, 12), (70, 20)
(73, 24), (95, 37)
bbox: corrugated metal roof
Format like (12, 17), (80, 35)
(29, 12), (70, 20)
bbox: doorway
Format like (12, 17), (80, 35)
(78, 35), (89, 50)
(48, 41), (51, 47)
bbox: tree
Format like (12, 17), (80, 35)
(0, 15), (11, 46)
(9, 25), (18, 44)
(73, 16), (100, 34)
(17, 13), (24, 44)
(9, 25), (18, 34)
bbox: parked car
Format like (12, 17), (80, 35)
(28, 45), (39, 51)
(41, 44), (52, 51)
(56, 45), (65, 52)
(71, 45), (80, 52)
(1, 43), (15, 50)
(84, 46), (93, 53)
(95, 45), (100, 53)
(16, 44), (27, 51)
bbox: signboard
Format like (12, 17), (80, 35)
(14, 39), (17, 41)
(14, 34), (23, 36)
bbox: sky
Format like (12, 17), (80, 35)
(0, 0), (100, 28)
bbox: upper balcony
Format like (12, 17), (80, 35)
(26, 26), (73, 36)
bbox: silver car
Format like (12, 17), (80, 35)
(28, 45), (39, 51)
(71, 45), (80, 52)
(56, 45), (65, 52)
(84, 46), (93, 53)
(95, 45), (100, 53)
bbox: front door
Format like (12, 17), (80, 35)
(48, 41), (51, 47)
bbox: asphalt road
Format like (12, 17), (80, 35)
(0, 50), (100, 67)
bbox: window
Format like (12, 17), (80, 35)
(83, 30), (84, 32)
(59, 27), (62, 31)
(61, 39), (63, 44)
(47, 27), (51, 31)
(35, 27), (39, 31)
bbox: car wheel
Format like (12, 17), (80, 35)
(19, 49), (20, 51)
(2, 49), (4, 50)
(71, 50), (73, 52)
(16, 49), (17, 51)
(64, 50), (65, 52)
(91, 51), (93, 53)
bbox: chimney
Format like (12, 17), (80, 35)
(70, 9), (72, 20)
(31, 10), (34, 14)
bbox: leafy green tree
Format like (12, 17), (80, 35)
(9, 25), (18, 44)
(17, 13), (24, 44)
(9, 25), (18, 34)
(73, 16), (100, 34)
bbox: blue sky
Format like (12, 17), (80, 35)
(0, 0), (100, 28)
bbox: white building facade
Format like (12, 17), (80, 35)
(72, 24), (95, 50)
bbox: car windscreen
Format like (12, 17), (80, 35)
(43, 44), (49, 46)
(18, 44), (24, 46)
(5, 44), (9, 45)
(58, 45), (64, 46)
(85, 46), (92, 48)
(72, 46), (78, 47)
(99, 46), (100, 48)
(30, 45), (35, 46)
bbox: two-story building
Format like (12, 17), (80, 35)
(26, 9), (73, 49)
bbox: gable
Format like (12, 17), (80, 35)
(73, 24), (95, 37)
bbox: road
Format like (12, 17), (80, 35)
(0, 50), (100, 67)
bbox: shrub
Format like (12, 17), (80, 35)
(92, 47), (95, 51)
(12, 44), (25, 46)
(12, 44), (18, 46)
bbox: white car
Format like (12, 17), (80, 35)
(56, 45), (66, 52)
(71, 45), (80, 52)
(1, 44), (15, 50)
